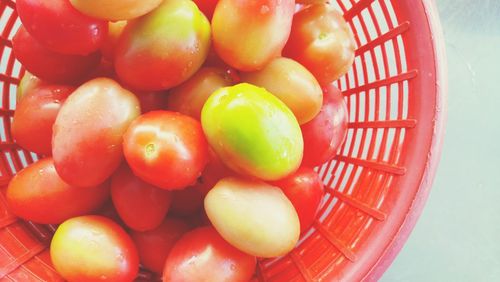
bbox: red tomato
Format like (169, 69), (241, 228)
(163, 226), (256, 282)
(301, 85), (348, 167)
(123, 111), (209, 190)
(101, 21), (127, 62)
(53, 78), (141, 187)
(97, 201), (125, 227)
(212, 0), (295, 71)
(115, 0), (211, 91)
(6, 158), (109, 224)
(193, 149), (234, 196)
(111, 165), (172, 231)
(12, 80), (74, 155)
(193, 0), (218, 19)
(136, 91), (168, 114)
(16, 0), (107, 55)
(270, 167), (325, 233)
(12, 26), (101, 83)
(51, 216), (139, 282)
(170, 186), (204, 216)
(283, 3), (356, 85)
(130, 218), (190, 274)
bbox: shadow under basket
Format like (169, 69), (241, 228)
(0, 0), (447, 281)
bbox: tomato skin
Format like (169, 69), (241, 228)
(201, 83), (303, 181)
(170, 186), (204, 216)
(16, 71), (40, 102)
(301, 85), (348, 167)
(163, 226), (256, 282)
(70, 0), (163, 21)
(136, 91), (168, 113)
(6, 159), (109, 224)
(205, 177), (300, 258)
(212, 0), (295, 71)
(130, 218), (190, 274)
(241, 57), (323, 124)
(12, 26), (101, 84)
(167, 67), (232, 120)
(101, 21), (127, 62)
(123, 111), (209, 190)
(193, 150), (234, 196)
(283, 3), (356, 85)
(52, 78), (141, 188)
(193, 0), (218, 19)
(115, 0), (211, 91)
(16, 0), (107, 55)
(12, 80), (74, 155)
(270, 167), (325, 233)
(51, 216), (139, 282)
(111, 165), (172, 231)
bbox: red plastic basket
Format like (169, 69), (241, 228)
(0, 0), (446, 281)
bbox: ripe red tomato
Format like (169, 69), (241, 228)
(271, 167), (325, 233)
(12, 79), (74, 155)
(283, 3), (356, 85)
(130, 218), (190, 274)
(101, 21), (127, 62)
(115, 0), (211, 91)
(6, 158), (110, 224)
(53, 78), (141, 187)
(170, 186), (204, 216)
(16, 0), (108, 55)
(212, 0), (295, 71)
(163, 226), (256, 282)
(111, 165), (172, 231)
(193, 0), (218, 19)
(123, 111), (209, 190)
(51, 216), (139, 282)
(12, 26), (101, 83)
(193, 149), (234, 196)
(136, 91), (168, 113)
(301, 85), (348, 167)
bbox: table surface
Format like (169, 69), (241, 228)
(381, 1), (500, 281)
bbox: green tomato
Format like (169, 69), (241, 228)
(201, 83), (303, 181)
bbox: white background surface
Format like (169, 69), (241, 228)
(381, 1), (500, 281)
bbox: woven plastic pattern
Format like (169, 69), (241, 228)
(0, 0), (446, 281)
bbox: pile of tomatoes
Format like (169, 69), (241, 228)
(7, 0), (355, 281)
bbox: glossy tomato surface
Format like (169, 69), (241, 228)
(115, 0), (211, 91)
(70, 0), (163, 21)
(163, 226), (256, 282)
(212, 0), (295, 71)
(271, 167), (325, 233)
(12, 26), (101, 83)
(12, 79), (74, 155)
(130, 218), (190, 274)
(301, 85), (348, 167)
(52, 78), (141, 187)
(6, 159), (109, 224)
(111, 165), (172, 231)
(16, 0), (107, 55)
(123, 111), (209, 190)
(51, 216), (139, 282)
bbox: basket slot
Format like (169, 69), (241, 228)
(314, 221), (357, 262)
(329, 190), (386, 221)
(348, 119), (416, 129)
(342, 69), (417, 96)
(2, 250), (63, 282)
(289, 251), (314, 282)
(344, 0), (376, 21)
(356, 21), (409, 56)
(335, 155), (406, 175)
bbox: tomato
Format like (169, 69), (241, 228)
(111, 165), (172, 231)
(283, 3), (356, 85)
(16, 71), (40, 102)
(301, 85), (348, 167)
(193, 150), (234, 196)
(241, 57), (323, 124)
(53, 78), (140, 187)
(202, 83), (303, 181)
(205, 177), (300, 258)
(51, 216), (139, 282)
(115, 0), (211, 91)
(6, 158), (109, 224)
(130, 218), (190, 274)
(167, 67), (232, 120)
(12, 79), (74, 155)
(123, 111), (209, 190)
(137, 91), (168, 113)
(163, 226), (256, 282)
(271, 167), (325, 233)
(170, 186), (204, 216)
(193, 0), (218, 19)
(16, 0), (107, 55)
(12, 26), (101, 83)
(212, 0), (295, 71)
(70, 0), (163, 21)
(101, 21), (127, 62)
